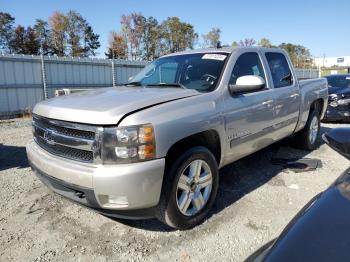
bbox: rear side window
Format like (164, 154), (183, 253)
(265, 52), (293, 88)
(229, 52), (266, 85)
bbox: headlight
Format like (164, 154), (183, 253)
(329, 94), (338, 100)
(337, 98), (350, 106)
(102, 124), (156, 164)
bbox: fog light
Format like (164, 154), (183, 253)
(98, 194), (128, 208)
(330, 101), (338, 107)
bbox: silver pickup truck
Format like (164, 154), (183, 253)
(26, 47), (328, 229)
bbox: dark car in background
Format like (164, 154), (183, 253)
(323, 74), (350, 122)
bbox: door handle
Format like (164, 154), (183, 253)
(262, 100), (273, 105)
(290, 93), (298, 98)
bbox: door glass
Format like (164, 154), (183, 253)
(229, 52), (266, 85)
(265, 52), (293, 88)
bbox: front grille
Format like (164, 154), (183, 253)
(36, 136), (94, 162)
(32, 115), (99, 163)
(35, 116), (95, 140)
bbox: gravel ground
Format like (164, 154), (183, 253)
(0, 117), (349, 262)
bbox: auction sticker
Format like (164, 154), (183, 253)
(202, 54), (227, 61)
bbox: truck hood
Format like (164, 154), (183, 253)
(33, 86), (200, 125)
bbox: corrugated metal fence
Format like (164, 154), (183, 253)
(0, 53), (319, 117)
(295, 68), (319, 79)
(0, 54), (147, 117)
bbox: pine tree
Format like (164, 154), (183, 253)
(34, 19), (52, 55)
(83, 25), (100, 57)
(0, 12), (15, 53)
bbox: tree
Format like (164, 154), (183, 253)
(11, 25), (40, 55)
(202, 28), (221, 48)
(34, 19), (52, 55)
(23, 26), (40, 54)
(238, 38), (256, 47)
(49, 11), (67, 56)
(83, 25), (100, 57)
(48, 10), (100, 57)
(105, 31), (127, 59)
(121, 13), (145, 60)
(278, 43), (312, 68)
(159, 17), (198, 55)
(258, 38), (274, 48)
(66, 10), (85, 56)
(232, 41), (238, 47)
(11, 25), (26, 54)
(110, 15), (198, 59)
(142, 16), (160, 60)
(0, 12), (15, 53)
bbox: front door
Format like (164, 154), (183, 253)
(223, 52), (276, 163)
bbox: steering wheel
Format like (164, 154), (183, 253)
(200, 74), (217, 83)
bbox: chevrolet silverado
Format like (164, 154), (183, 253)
(27, 47), (328, 229)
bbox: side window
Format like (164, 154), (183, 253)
(229, 52), (266, 85)
(265, 52), (293, 88)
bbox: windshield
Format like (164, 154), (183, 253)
(327, 75), (350, 88)
(126, 53), (229, 92)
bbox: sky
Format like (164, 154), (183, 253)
(1, 0), (349, 58)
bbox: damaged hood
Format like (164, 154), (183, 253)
(33, 86), (200, 125)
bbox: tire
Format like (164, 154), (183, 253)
(294, 110), (320, 150)
(156, 146), (219, 230)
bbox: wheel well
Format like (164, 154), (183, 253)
(165, 130), (221, 168)
(310, 98), (324, 117)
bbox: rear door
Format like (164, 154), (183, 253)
(264, 52), (300, 139)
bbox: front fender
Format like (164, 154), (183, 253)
(118, 94), (226, 167)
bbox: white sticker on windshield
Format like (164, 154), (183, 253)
(346, 77), (350, 80)
(202, 54), (227, 61)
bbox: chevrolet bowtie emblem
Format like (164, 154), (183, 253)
(43, 130), (55, 145)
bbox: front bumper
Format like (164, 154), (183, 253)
(26, 141), (165, 219)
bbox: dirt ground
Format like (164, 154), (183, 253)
(0, 118), (349, 262)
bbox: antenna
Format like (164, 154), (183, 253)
(216, 41), (222, 49)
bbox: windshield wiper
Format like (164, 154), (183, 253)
(145, 83), (186, 89)
(124, 81), (142, 87)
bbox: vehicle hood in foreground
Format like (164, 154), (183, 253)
(247, 168), (350, 262)
(33, 86), (200, 125)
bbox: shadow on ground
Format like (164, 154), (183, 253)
(0, 143), (29, 171)
(112, 126), (332, 231)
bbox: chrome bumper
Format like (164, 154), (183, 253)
(26, 141), (165, 211)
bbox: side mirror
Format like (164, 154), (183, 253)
(323, 128), (350, 160)
(229, 75), (266, 95)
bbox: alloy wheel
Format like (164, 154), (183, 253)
(176, 159), (213, 216)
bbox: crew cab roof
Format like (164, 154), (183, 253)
(161, 46), (286, 57)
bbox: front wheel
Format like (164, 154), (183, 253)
(295, 110), (320, 150)
(156, 147), (219, 230)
